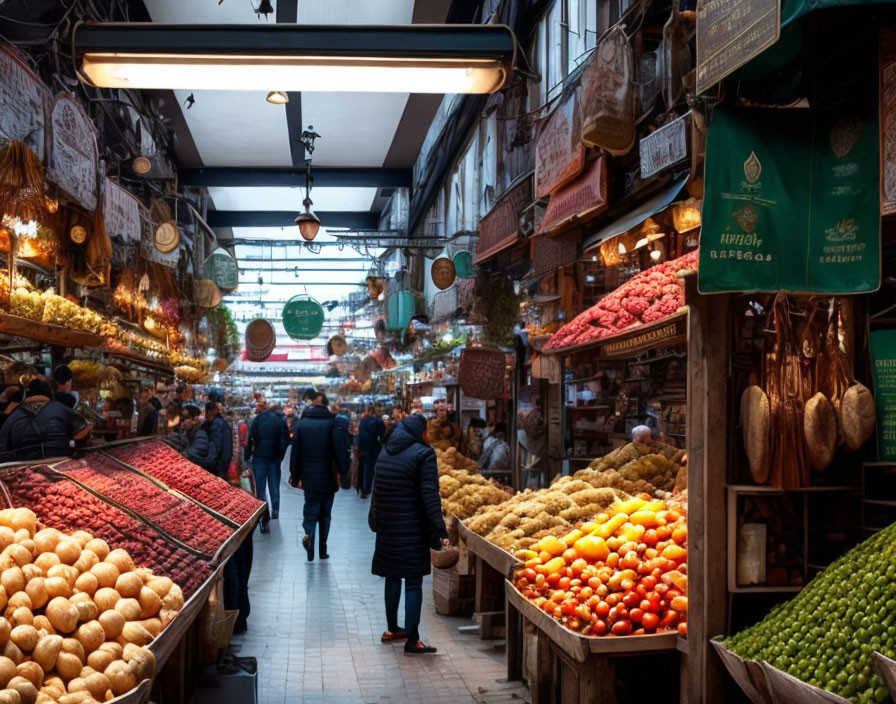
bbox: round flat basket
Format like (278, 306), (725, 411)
(194, 279), (222, 308)
(431, 257), (456, 290)
(154, 221), (180, 253)
(245, 318), (276, 362)
(431, 546), (459, 569)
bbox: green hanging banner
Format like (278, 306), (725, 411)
(870, 329), (896, 462)
(386, 290), (415, 332)
(698, 105), (880, 294)
(282, 295), (324, 340)
(201, 250), (239, 293)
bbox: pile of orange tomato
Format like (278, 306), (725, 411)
(513, 497), (688, 638)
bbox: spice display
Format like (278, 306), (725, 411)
(4, 467), (211, 598)
(104, 441), (263, 524)
(56, 455), (234, 557)
(465, 482), (626, 553)
(0, 507), (173, 703)
(67, 361), (121, 391)
(545, 250), (698, 350)
(724, 522), (896, 703)
(512, 496), (688, 637)
(439, 470), (513, 521)
(585, 442), (686, 494)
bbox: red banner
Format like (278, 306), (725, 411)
(537, 157), (609, 235)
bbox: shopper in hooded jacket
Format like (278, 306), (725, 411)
(288, 393), (347, 561)
(368, 413), (448, 654)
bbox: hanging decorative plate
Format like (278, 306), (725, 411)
(453, 251), (474, 278)
(282, 295), (324, 341)
(431, 257), (456, 290)
(201, 249), (239, 293)
(245, 318), (276, 362)
(154, 221), (179, 253)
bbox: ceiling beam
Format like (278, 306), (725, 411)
(207, 211), (379, 229)
(178, 167), (411, 188)
(276, 0), (304, 168)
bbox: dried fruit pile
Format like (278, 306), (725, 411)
(584, 441), (687, 495)
(0, 506), (176, 704)
(57, 455), (234, 557)
(544, 250), (698, 350)
(4, 468), (210, 598)
(513, 496), (688, 637)
(104, 441), (262, 524)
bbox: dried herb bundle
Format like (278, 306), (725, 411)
(0, 140), (46, 223)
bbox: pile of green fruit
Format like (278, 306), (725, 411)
(725, 523), (896, 703)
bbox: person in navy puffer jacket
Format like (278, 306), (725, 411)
(247, 403), (290, 533)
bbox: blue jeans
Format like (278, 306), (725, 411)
(253, 457), (281, 519)
(302, 491), (335, 550)
(385, 576), (423, 643)
(362, 451), (379, 496)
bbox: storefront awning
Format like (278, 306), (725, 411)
(582, 174), (689, 252)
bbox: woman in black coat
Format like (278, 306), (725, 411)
(368, 413), (448, 654)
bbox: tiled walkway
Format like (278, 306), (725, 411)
(230, 456), (531, 704)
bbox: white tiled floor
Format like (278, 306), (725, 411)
(229, 462), (530, 704)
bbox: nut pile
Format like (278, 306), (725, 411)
(0, 507), (171, 704)
(439, 470), (513, 521)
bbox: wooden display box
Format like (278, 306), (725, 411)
(432, 564), (474, 616)
(508, 581), (679, 704)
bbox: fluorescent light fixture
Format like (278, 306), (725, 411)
(74, 23), (516, 95)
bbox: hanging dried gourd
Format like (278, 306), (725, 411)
(0, 140), (47, 224)
(840, 383), (875, 450)
(740, 382), (770, 484)
(804, 392), (837, 471)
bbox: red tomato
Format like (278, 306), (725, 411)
(546, 573), (561, 588)
(575, 605), (591, 622)
(594, 601), (610, 618)
(592, 618), (607, 635)
(611, 619), (632, 636)
(522, 568), (537, 581)
(641, 575), (657, 591)
(567, 617), (581, 631)
(580, 586), (593, 600)
(621, 551), (640, 570)
(629, 608), (644, 623)
(641, 612), (660, 631)
(622, 592), (640, 608)
(672, 526), (687, 544)
(661, 609), (679, 628)
(587, 576), (602, 590)
(535, 574), (546, 588)
(571, 559), (588, 576)
(558, 577), (571, 591)
(678, 621), (688, 636)
(643, 529), (658, 547)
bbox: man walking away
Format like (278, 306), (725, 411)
(247, 401), (290, 534)
(288, 393), (347, 561)
(357, 404), (385, 499)
(369, 414), (448, 654)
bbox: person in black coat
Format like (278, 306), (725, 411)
(288, 394), (347, 561)
(368, 413), (448, 654)
(246, 405), (290, 533)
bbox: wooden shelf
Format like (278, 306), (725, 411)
(862, 498), (896, 507)
(543, 311), (688, 359)
(726, 484), (858, 494)
(0, 310), (103, 349)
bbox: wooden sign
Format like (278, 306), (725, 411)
(103, 179), (141, 242)
(201, 250), (239, 293)
(431, 257), (456, 290)
(601, 313), (688, 359)
(282, 296), (324, 340)
(640, 113), (690, 179)
(581, 27), (635, 156)
(538, 156), (608, 235)
(0, 42), (48, 161)
(696, 0), (780, 94)
(48, 94), (98, 211)
(535, 92), (584, 198)
(881, 28), (896, 216)
(476, 176), (532, 264)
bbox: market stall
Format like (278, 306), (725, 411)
(0, 438), (264, 704)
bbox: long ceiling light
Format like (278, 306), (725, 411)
(73, 23), (516, 94)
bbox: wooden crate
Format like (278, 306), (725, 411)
(432, 564), (474, 616)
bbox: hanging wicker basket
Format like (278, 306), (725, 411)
(458, 345), (506, 400)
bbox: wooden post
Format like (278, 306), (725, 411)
(684, 275), (729, 704)
(507, 598), (524, 681)
(531, 628), (553, 704)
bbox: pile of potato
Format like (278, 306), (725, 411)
(0, 508), (180, 704)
